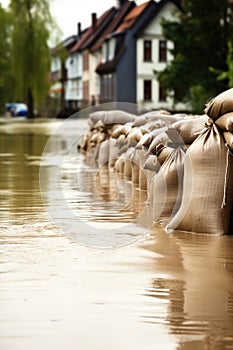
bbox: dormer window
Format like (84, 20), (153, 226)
(144, 40), (152, 62)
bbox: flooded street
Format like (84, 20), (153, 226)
(1, 118), (233, 350)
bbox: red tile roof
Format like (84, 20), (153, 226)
(116, 1), (151, 33)
(70, 7), (115, 53)
(90, 1), (135, 52)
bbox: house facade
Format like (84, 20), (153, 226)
(96, 0), (186, 110)
(49, 35), (77, 112)
(65, 51), (83, 109)
(136, 1), (176, 109)
(50, 0), (187, 113)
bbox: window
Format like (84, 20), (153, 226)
(83, 52), (89, 70)
(143, 40), (152, 61)
(159, 40), (167, 62)
(159, 84), (167, 102)
(83, 81), (89, 103)
(144, 80), (152, 101)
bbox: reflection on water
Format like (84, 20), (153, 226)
(0, 119), (233, 350)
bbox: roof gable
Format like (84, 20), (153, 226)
(115, 0), (182, 35)
(115, 1), (151, 33)
(90, 0), (136, 52)
(70, 7), (116, 53)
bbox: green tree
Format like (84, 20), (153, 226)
(209, 41), (233, 88)
(0, 4), (13, 115)
(9, 0), (56, 118)
(156, 0), (233, 113)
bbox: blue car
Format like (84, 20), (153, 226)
(5, 103), (28, 117)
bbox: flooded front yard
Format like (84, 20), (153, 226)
(1, 118), (233, 350)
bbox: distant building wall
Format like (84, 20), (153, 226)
(136, 2), (188, 110)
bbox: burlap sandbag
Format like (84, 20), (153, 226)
(115, 154), (125, 173)
(140, 119), (168, 133)
(116, 134), (127, 147)
(143, 147), (172, 171)
(111, 124), (133, 138)
(148, 131), (170, 154)
(170, 115), (209, 144)
(108, 138), (120, 167)
(132, 116), (147, 127)
(215, 112), (233, 131)
(223, 132), (233, 149)
(123, 148), (135, 178)
(151, 147), (185, 224)
(131, 147), (150, 190)
(127, 127), (145, 144)
(89, 110), (135, 125)
(205, 88), (233, 120)
(98, 139), (110, 167)
(135, 133), (154, 150)
(166, 124), (233, 234)
(142, 111), (181, 124)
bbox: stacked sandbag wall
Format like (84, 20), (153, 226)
(80, 93), (233, 235)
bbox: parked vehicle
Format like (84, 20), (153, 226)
(5, 103), (28, 117)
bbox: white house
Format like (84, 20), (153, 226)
(136, 1), (188, 110)
(65, 51), (83, 109)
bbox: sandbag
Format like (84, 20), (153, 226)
(205, 88), (233, 120)
(89, 110), (135, 125)
(127, 127), (145, 144)
(144, 154), (159, 172)
(170, 115), (209, 144)
(111, 125), (125, 138)
(151, 147), (186, 224)
(136, 133), (154, 150)
(143, 147), (172, 172)
(115, 154), (125, 173)
(143, 111), (185, 124)
(108, 138), (120, 167)
(116, 134), (127, 147)
(98, 139), (109, 167)
(130, 148), (150, 190)
(166, 124), (233, 234)
(223, 132), (233, 149)
(141, 119), (168, 133)
(215, 112), (233, 131)
(157, 147), (173, 164)
(148, 131), (170, 154)
(132, 116), (147, 127)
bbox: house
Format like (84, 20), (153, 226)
(69, 7), (117, 108)
(52, 0), (186, 113)
(65, 23), (84, 110)
(50, 35), (77, 113)
(96, 0), (187, 110)
(89, 0), (136, 105)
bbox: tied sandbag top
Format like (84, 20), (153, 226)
(166, 123), (233, 235)
(169, 115), (210, 144)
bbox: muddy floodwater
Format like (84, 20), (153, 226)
(1, 118), (233, 350)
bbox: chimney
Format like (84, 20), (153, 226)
(77, 22), (82, 37)
(115, 0), (127, 8)
(91, 13), (97, 32)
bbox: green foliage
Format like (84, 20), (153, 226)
(157, 0), (233, 112)
(209, 41), (233, 88)
(189, 85), (209, 114)
(0, 5), (14, 114)
(9, 0), (56, 117)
